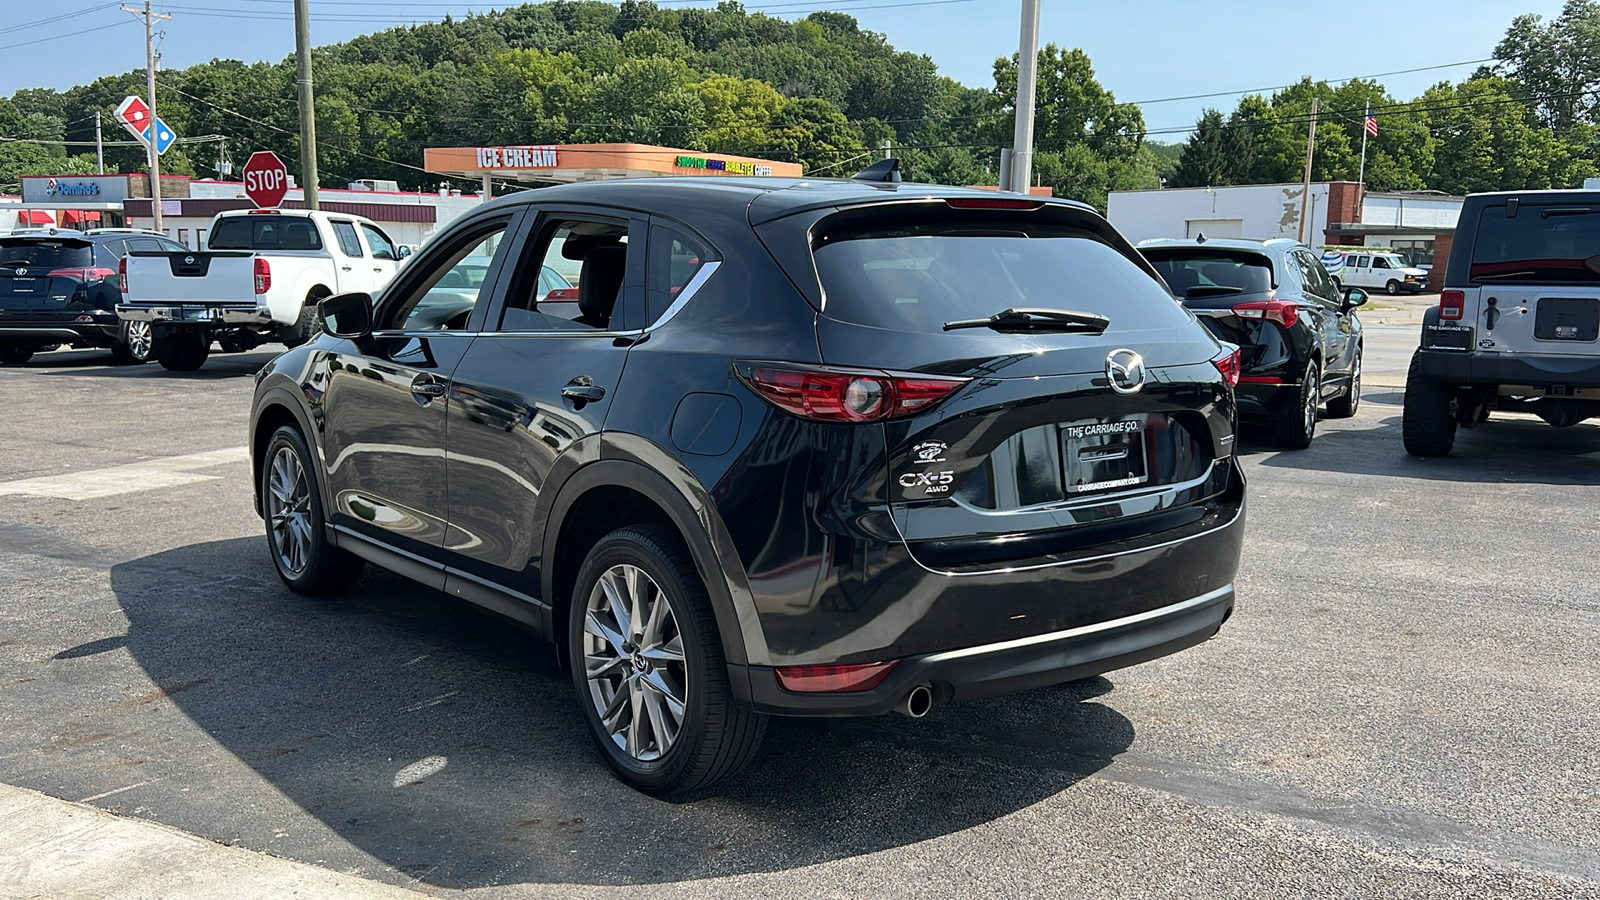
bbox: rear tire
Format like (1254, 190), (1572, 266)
(110, 320), (152, 365)
(0, 346), (34, 365)
(281, 302), (322, 348)
(569, 525), (766, 796)
(1273, 360), (1319, 449)
(262, 425), (366, 594)
(1325, 346), (1361, 419)
(153, 330), (210, 372)
(1402, 351), (1457, 457)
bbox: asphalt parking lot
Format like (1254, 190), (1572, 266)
(2, 321), (1598, 898)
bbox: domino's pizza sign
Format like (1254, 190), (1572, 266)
(45, 178), (102, 197)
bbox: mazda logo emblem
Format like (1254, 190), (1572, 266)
(1106, 349), (1146, 395)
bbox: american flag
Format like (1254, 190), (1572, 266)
(1364, 113), (1378, 138)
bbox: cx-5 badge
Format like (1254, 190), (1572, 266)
(1106, 349), (1146, 395)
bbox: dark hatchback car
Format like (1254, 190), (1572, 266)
(1140, 238), (1368, 448)
(0, 228), (187, 365)
(250, 172), (1247, 794)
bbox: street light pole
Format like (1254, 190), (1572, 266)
(122, 1), (171, 232)
(294, 0), (320, 210)
(1008, 0), (1041, 194)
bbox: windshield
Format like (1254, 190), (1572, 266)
(0, 239), (93, 269)
(209, 216), (324, 251)
(1142, 252), (1273, 297)
(813, 224), (1189, 335)
(1378, 255), (1408, 269)
(1471, 205), (1600, 283)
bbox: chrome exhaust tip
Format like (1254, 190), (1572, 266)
(894, 683), (934, 718)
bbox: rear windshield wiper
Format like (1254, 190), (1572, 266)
(1183, 285), (1244, 298)
(944, 307), (1110, 333)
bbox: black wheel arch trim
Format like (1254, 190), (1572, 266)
(540, 439), (767, 672)
(250, 383), (324, 520)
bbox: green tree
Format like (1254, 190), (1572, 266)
(1171, 109), (1229, 187)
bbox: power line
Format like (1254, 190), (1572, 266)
(0, 18), (135, 52)
(0, 2), (121, 36)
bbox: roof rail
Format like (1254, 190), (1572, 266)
(851, 158), (902, 184)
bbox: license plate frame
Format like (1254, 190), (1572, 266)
(7, 278), (39, 294)
(1535, 297), (1600, 342)
(1061, 417), (1149, 495)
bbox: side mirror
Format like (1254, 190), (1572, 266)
(398, 245), (413, 259)
(320, 291), (373, 339)
(1343, 287), (1369, 308)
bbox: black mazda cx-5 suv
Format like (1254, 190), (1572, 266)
(249, 167), (1247, 794)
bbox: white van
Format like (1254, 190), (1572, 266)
(1331, 249), (1429, 295)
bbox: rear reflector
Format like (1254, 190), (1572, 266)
(1439, 289), (1465, 320)
(945, 197), (1043, 210)
(774, 661), (899, 693)
(1238, 375), (1283, 384)
(737, 361), (968, 422)
(1211, 347), (1242, 387)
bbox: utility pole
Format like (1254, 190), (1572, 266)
(294, 0), (319, 209)
(1298, 96), (1319, 245)
(1008, 0), (1041, 194)
(882, 139), (891, 161)
(122, 1), (171, 232)
(94, 111), (104, 174)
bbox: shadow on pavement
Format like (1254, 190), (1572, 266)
(1236, 404), (1600, 486)
(110, 537), (1133, 889)
(30, 349), (279, 380)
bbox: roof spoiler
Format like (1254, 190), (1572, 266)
(851, 158), (902, 184)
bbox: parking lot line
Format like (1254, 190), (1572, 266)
(0, 447), (248, 501)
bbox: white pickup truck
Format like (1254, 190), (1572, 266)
(117, 209), (404, 370)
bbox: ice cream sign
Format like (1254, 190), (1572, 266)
(474, 145), (559, 168)
(675, 155), (774, 177)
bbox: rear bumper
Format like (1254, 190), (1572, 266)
(0, 323), (119, 346)
(1415, 348), (1600, 388)
(737, 584), (1234, 716)
(117, 304), (274, 328)
(1235, 381), (1299, 418)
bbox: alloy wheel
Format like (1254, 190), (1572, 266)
(1303, 366), (1319, 437)
(266, 446), (313, 578)
(1349, 354), (1362, 409)
(125, 320), (153, 360)
(581, 563), (688, 763)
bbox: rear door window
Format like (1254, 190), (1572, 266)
(331, 220), (365, 258)
(1472, 205), (1600, 284)
(208, 216), (324, 251)
(813, 223), (1188, 335)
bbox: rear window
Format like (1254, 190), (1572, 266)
(0, 239), (93, 269)
(209, 216), (324, 251)
(813, 223), (1188, 334)
(1143, 251), (1273, 299)
(1471, 205), (1600, 284)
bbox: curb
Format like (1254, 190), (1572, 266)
(0, 784), (426, 900)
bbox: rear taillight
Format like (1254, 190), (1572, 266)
(1231, 298), (1299, 328)
(737, 362), (969, 423)
(1211, 347), (1242, 387)
(118, 257), (128, 293)
(254, 257), (271, 294)
(1439, 289), (1465, 320)
(774, 661), (898, 693)
(45, 267), (117, 284)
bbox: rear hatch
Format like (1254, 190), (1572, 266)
(1463, 201), (1600, 359)
(0, 236), (94, 315)
(1143, 247), (1285, 370)
(800, 202), (1236, 571)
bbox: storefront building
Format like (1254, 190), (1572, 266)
(423, 143), (803, 191)
(12, 174), (190, 232)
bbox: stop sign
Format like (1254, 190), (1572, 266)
(242, 151), (289, 208)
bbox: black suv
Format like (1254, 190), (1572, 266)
(1140, 238), (1368, 448)
(1404, 190), (1600, 455)
(249, 171), (1247, 794)
(0, 228), (188, 365)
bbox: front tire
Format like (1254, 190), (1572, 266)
(0, 346), (34, 365)
(261, 425), (366, 594)
(1273, 360), (1320, 449)
(281, 302), (322, 348)
(1385, 279), (1401, 295)
(569, 525), (766, 796)
(1402, 351), (1457, 457)
(1325, 346), (1361, 419)
(153, 330), (210, 371)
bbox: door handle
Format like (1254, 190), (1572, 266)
(341, 265), (353, 271)
(410, 376), (447, 404)
(561, 377), (606, 405)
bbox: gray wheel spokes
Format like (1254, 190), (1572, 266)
(582, 562), (685, 762)
(267, 447), (312, 577)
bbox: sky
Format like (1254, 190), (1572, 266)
(1, 0), (1568, 141)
